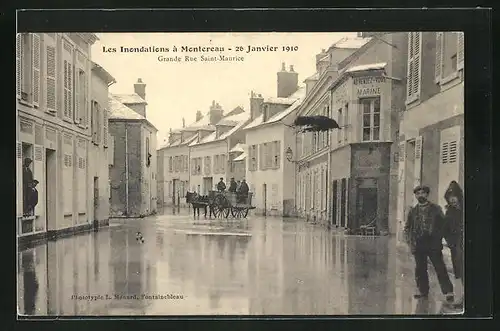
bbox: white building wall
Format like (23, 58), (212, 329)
(245, 124), (291, 215)
(141, 125), (157, 215)
(163, 144), (191, 205)
(89, 70), (111, 223)
(17, 33), (98, 237)
(189, 140), (227, 194)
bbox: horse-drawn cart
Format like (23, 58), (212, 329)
(208, 190), (255, 219)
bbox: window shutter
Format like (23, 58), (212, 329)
(406, 33), (414, 98)
(45, 37), (57, 113)
(103, 109), (108, 147)
(412, 32), (421, 97)
(259, 144), (264, 170)
(74, 66), (80, 124)
(441, 141), (449, 164)
(397, 141), (406, 230)
(96, 103), (101, 144)
(276, 140), (281, 168)
(457, 32), (464, 70)
(435, 32), (443, 83)
(16, 34), (22, 99)
(32, 34), (41, 107)
(414, 136), (423, 188)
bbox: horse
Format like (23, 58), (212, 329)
(185, 191), (209, 218)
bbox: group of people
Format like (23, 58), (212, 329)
(404, 181), (464, 308)
(216, 177), (250, 203)
(22, 158), (39, 217)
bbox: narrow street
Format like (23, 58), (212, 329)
(18, 209), (456, 316)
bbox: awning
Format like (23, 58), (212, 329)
(230, 143), (247, 153)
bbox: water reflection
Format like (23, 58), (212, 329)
(18, 214), (453, 315)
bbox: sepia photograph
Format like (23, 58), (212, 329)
(16, 30), (465, 316)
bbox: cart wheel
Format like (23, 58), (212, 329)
(231, 207), (238, 218)
(222, 207), (229, 218)
(242, 208), (249, 218)
(211, 205), (220, 218)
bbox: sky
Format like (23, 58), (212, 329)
(91, 32), (357, 144)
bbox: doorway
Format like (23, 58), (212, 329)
(93, 177), (99, 227)
(262, 183), (267, 216)
(357, 187), (378, 227)
(331, 180), (338, 227)
(172, 179), (177, 205)
(45, 149), (56, 231)
(203, 177), (213, 195)
(404, 140), (416, 215)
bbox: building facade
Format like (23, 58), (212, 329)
(396, 32), (464, 242)
(244, 64), (305, 216)
(90, 62), (116, 227)
(108, 79), (158, 217)
(296, 36), (372, 226)
(296, 34), (409, 234)
(16, 33), (107, 245)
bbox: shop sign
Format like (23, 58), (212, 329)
(354, 76), (385, 97)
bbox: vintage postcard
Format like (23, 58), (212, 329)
(17, 31), (464, 316)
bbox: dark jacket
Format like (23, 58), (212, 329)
(404, 202), (446, 253)
(238, 182), (249, 195)
(443, 181), (464, 248)
(217, 181), (226, 191)
(28, 188), (38, 211)
(228, 181), (237, 192)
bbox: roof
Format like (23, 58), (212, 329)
(229, 143), (247, 153)
(112, 93), (147, 105)
(91, 62), (116, 85)
(244, 86), (306, 130)
(217, 111), (249, 126)
(344, 62), (387, 73)
(189, 112), (250, 147)
(233, 152), (247, 161)
(318, 54), (329, 62)
(264, 97), (296, 105)
(331, 37), (372, 49)
(108, 96), (146, 120)
(158, 133), (198, 150)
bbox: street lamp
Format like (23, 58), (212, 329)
(285, 147), (294, 163)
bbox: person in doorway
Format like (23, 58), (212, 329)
(27, 180), (39, 216)
(404, 185), (454, 303)
(23, 158), (34, 216)
(443, 180), (464, 308)
(216, 178), (226, 192)
(228, 178), (237, 193)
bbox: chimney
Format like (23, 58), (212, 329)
(134, 78), (146, 100)
(196, 111), (203, 122)
(209, 101), (224, 125)
(250, 92), (264, 120)
(182, 118), (185, 128)
(168, 128), (173, 144)
(277, 63), (299, 98)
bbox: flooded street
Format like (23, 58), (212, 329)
(18, 209), (456, 316)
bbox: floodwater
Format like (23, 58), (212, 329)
(17, 209), (460, 316)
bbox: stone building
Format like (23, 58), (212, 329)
(244, 63), (305, 216)
(108, 79), (158, 217)
(16, 33), (109, 246)
(396, 32), (464, 242)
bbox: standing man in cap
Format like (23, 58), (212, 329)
(404, 185), (455, 303)
(23, 158), (34, 216)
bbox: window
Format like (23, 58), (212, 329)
(103, 109), (108, 147)
(435, 32), (464, 84)
(337, 108), (343, 144)
(343, 103), (349, 143)
(249, 145), (258, 171)
(75, 67), (87, 125)
(63, 40), (74, 120)
(204, 156), (211, 175)
(361, 97), (381, 142)
(407, 32), (422, 102)
(17, 33), (34, 103)
(45, 34), (57, 113)
(32, 34), (41, 107)
(91, 101), (101, 144)
(169, 156), (173, 173)
(146, 137), (150, 165)
(272, 141), (281, 169)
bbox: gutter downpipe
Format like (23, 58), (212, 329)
(125, 124), (129, 216)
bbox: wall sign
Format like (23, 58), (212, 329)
(354, 76), (385, 97)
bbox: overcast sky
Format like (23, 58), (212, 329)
(91, 32), (356, 143)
